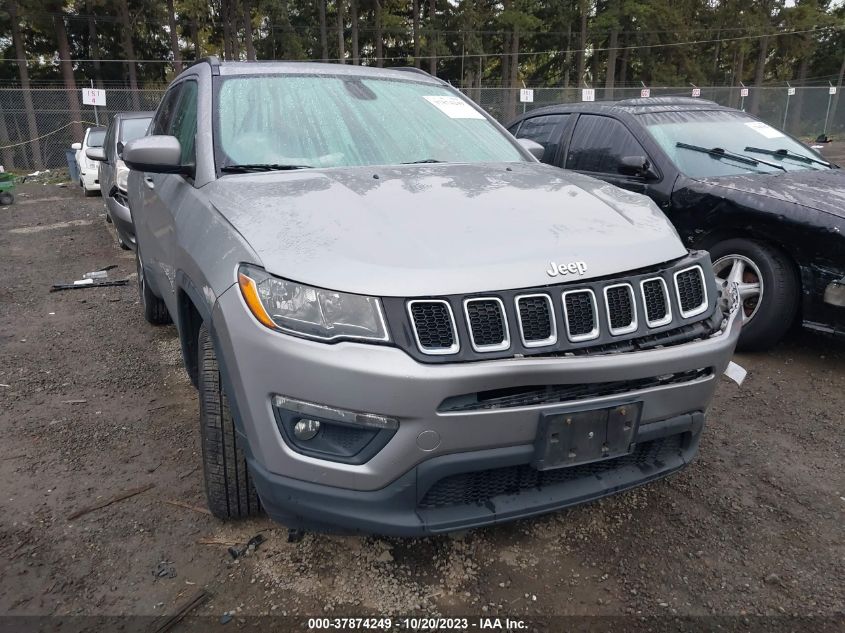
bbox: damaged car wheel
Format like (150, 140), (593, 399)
(710, 238), (798, 352)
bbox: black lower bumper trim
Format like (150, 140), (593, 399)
(249, 412), (704, 537)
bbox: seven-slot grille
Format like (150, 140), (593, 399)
(406, 264), (709, 356)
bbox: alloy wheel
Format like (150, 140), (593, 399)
(713, 254), (764, 323)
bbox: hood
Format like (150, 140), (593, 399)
(693, 168), (845, 221)
(205, 162), (686, 297)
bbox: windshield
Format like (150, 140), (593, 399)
(641, 110), (830, 177)
(120, 117), (151, 143)
(87, 129), (106, 147)
(214, 75), (525, 169)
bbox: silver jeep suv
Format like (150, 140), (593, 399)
(124, 58), (740, 536)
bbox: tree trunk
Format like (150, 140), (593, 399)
(351, 0), (359, 64)
(336, 0), (346, 63)
(507, 26), (519, 121)
(242, 0), (256, 60)
(830, 49), (845, 132)
(577, 0), (588, 88)
(374, 0), (383, 67)
(604, 27), (618, 99)
(412, 0), (421, 68)
(222, 0), (232, 60)
(55, 12), (83, 142)
(118, 0), (141, 109)
(788, 50), (810, 134)
(749, 35), (768, 115)
(10, 1), (43, 168)
(231, 0), (241, 60)
(319, 0), (329, 62)
(618, 35), (629, 87)
(86, 0), (103, 89)
(191, 14), (201, 59)
(166, 0), (183, 74)
(563, 21), (571, 89)
(0, 101), (15, 169)
(429, 0), (436, 76)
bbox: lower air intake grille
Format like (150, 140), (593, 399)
(438, 368), (712, 412)
(465, 299), (507, 349)
(675, 267), (707, 316)
(418, 435), (683, 509)
(563, 291), (596, 339)
(409, 301), (456, 352)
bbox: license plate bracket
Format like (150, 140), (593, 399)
(533, 402), (642, 471)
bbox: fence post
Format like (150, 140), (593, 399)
(783, 83), (793, 131)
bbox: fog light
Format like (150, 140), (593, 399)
(293, 418), (320, 441)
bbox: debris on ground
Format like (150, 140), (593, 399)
(153, 560), (177, 579)
(50, 279), (129, 292)
(66, 483), (156, 521)
(149, 589), (208, 633)
(228, 534), (265, 560)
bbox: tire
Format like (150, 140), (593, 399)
(136, 249), (171, 325)
(198, 323), (261, 520)
(118, 233), (131, 250)
(708, 238), (799, 351)
(0, 192), (13, 205)
(83, 187), (97, 197)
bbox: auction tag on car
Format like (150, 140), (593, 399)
(744, 121), (784, 139)
(423, 95), (485, 119)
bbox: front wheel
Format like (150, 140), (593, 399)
(709, 238), (798, 351)
(198, 324), (261, 519)
(0, 192), (13, 205)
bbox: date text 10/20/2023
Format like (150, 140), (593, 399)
(306, 617), (529, 630)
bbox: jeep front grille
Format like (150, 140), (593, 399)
(407, 300), (459, 354)
(395, 255), (714, 361)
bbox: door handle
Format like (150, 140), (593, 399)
(144, 175), (155, 189)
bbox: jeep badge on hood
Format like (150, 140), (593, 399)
(546, 261), (588, 277)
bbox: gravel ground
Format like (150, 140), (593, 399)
(0, 182), (843, 630)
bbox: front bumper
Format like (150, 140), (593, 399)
(105, 187), (136, 246)
(211, 284), (741, 535)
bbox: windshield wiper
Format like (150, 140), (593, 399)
(400, 158), (445, 164)
(675, 142), (786, 172)
(221, 163), (312, 173)
(743, 146), (830, 168)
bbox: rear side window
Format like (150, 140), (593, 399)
(169, 81), (198, 165)
(151, 84), (183, 136)
(566, 115), (647, 174)
(513, 114), (569, 163)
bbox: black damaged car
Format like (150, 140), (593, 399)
(508, 97), (845, 350)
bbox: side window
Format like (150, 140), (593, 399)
(151, 84), (183, 136)
(514, 114), (570, 163)
(168, 81), (198, 166)
(566, 115), (647, 175)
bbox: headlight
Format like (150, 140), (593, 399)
(116, 159), (129, 191)
(237, 265), (390, 343)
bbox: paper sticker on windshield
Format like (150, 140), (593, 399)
(423, 95), (485, 119)
(745, 121), (784, 139)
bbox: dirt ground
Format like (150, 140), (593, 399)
(0, 181), (843, 630)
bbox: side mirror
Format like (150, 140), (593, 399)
(619, 155), (657, 179)
(116, 141), (124, 158)
(517, 138), (545, 160)
(71, 142), (82, 151)
(122, 135), (184, 174)
(86, 147), (106, 162)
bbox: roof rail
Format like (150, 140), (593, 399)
(190, 56), (221, 76)
(390, 66), (432, 77)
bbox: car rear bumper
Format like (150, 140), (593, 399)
(210, 283), (741, 534)
(79, 170), (100, 191)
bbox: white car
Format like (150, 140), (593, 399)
(71, 126), (106, 196)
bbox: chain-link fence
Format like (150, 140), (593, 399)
(0, 84), (841, 171)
